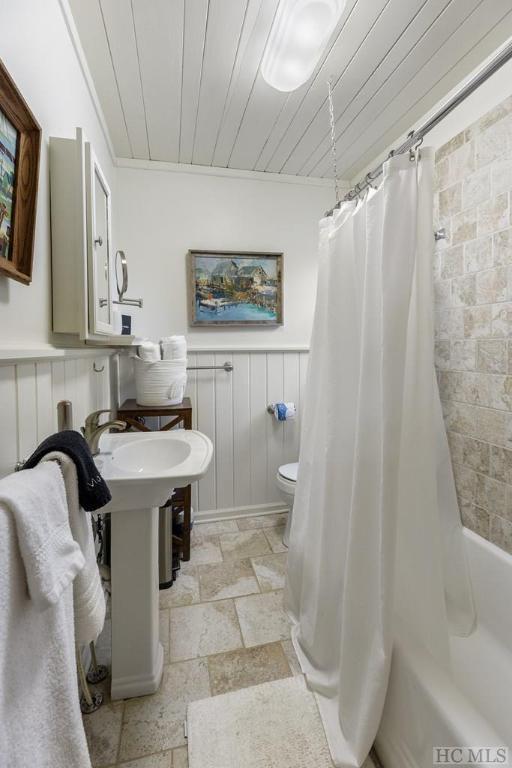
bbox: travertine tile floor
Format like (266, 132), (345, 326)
(83, 514), (376, 768)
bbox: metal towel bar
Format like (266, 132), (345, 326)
(187, 361), (233, 372)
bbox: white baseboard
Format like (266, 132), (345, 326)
(195, 502), (289, 524)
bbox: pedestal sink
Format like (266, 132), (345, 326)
(95, 430), (213, 700)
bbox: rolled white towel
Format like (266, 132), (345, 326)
(138, 341), (161, 362)
(169, 335), (186, 359)
(161, 335), (187, 360)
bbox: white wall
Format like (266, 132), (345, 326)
(114, 164), (332, 512)
(0, 0), (115, 347)
(115, 164), (333, 347)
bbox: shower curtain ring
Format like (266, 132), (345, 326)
(409, 136), (423, 162)
(366, 171), (377, 190)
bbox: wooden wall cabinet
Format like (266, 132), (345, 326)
(50, 127), (132, 345)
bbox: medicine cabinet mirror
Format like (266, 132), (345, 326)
(86, 144), (113, 335)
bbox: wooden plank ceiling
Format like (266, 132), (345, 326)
(69, 0), (512, 179)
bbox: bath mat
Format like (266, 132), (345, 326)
(187, 675), (335, 768)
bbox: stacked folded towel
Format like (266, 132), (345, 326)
(160, 335), (187, 361)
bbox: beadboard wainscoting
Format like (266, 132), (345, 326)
(183, 350), (309, 517)
(0, 352), (113, 479)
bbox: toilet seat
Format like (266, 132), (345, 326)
(278, 462), (298, 482)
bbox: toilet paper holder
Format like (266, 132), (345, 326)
(267, 402), (296, 416)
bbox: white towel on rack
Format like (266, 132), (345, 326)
(42, 451), (106, 645)
(0, 464), (91, 768)
(0, 462), (84, 608)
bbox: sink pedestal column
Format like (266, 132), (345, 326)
(110, 506), (164, 700)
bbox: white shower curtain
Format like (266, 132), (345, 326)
(285, 148), (475, 768)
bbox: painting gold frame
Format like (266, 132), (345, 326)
(188, 250), (283, 327)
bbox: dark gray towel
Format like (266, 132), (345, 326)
(24, 430), (112, 512)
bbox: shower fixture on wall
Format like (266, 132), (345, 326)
(261, 0), (346, 92)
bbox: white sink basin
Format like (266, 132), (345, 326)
(95, 430), (212, 512)
(93, 428), (213, 701)
(113, 437), (191, 474)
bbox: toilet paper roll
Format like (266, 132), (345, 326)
(273, 402), (296, 421)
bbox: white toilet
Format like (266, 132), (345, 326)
(276, 462), (298, 547)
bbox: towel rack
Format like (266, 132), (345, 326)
(187, 361), (233, 373)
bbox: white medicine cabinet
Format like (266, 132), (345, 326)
(50, 127), (133, 344)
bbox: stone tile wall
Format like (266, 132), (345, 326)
(434, 95), (512, 554)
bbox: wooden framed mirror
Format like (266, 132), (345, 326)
(0, 59), (41, 285)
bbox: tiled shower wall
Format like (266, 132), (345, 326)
(434, 95), (512, 554)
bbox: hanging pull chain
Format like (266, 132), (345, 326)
(327, 78), (340, 205)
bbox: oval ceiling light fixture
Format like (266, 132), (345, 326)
(261, 0), (346, 92)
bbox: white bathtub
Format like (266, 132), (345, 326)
(376, 528), (512, 768)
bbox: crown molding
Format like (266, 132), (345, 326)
(115, 157), (341, 188)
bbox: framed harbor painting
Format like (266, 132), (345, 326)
(188, 250), (283, 326)
(0, 59), (41, 284)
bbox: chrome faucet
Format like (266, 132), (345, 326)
(82, 409), (127, 456)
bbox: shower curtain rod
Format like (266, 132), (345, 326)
(325, 38), (512, 217)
